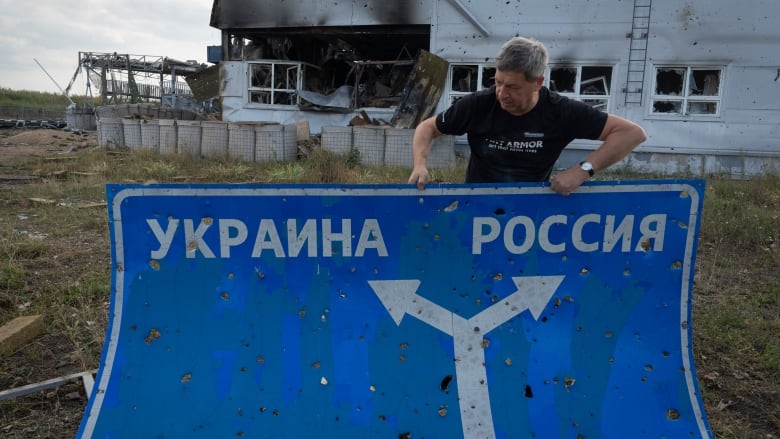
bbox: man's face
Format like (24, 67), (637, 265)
(494, 69), (543, 116)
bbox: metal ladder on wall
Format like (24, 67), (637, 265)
(624, 0), (652, 106)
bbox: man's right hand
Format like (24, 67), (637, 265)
(408, 166), (429, 190)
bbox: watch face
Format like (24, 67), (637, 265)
(580, 161), (594, 176)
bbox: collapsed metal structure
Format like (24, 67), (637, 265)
(65, 52), (207, 108)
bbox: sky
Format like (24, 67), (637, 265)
(0, 0), (221, 95)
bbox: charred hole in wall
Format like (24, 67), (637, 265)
(229, 26), (430, 109)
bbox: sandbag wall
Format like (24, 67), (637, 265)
(321, 125), (456, 169)
(97, 115), (455, 169)
(97, 118), (298, 163)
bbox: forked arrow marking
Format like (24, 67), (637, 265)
(368, 275), (565, 439)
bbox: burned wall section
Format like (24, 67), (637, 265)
(226, 25), (430, 110)
(210, 0), (429, 29)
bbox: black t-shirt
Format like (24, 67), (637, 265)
(436, 87), (608, 183)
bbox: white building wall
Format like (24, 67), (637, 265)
(216, 0), (780, 175)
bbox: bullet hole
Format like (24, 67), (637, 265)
(312, 361), (321, 369)
(541, 316), (548, 323)
(237, 408), (243, 416)
(679, 191), (689, 199)
(399, 355), (406, 362)
(564, 377), (576, 390)
(505, 358), (512, 366)
(149, 260), (160, 271)
(524, 384), (534, 398)
(608, 357), (615, 364)
(681, 321), (689, 330)
(221, 292), (230, 300)
(181, 372), (192, 383)
(662, 350), (670, 357)
(259, 407), (266, 413)
(130, 325), (137, 331)
(666, 408), (681, 420)
(434, 234), (440, 241)
(604, 331), (613, 338)
(227, 272), (234, 279)
(438, 405), (448, 416)
(240, 367), (247, 373)
(369, 385), (376, 392)
(400, 343), (409, 350)
(671, 260), (682, 269)
(644, 364), (654, 371)
(561, 255), (568, 261)
(553, 297), (561, 307)
(144, 328), (161, 344)
(641, 376), (648, 382)
(256, 271), (265, 280)
(481, 338), (490, 348)
(320, 377), (328, 385)
(379, 414), (387, 421)
(493, 272), (503, 280)
(444, 200), (459, 212)
(273, 409), (280, 416)
(441, 375), (454, 391)
(640, 240), (651, 251)
(399, 433), (411, 439)
(350, 267), (357, 273)
(299, 309), (306, 318)
(494, 208), (506, 215)
(236, 431), (243, 437)
(580, 267), (590, 275)
(564, 295), (574, 303)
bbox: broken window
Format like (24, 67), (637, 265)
(230, 27), (430, 110)
(248, 61), (302, 106)
(651, 66), (722, 116)
(448, 64), (496, 104)
(548, 65), (613, 111)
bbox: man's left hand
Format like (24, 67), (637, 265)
(550, 167), (589, 196)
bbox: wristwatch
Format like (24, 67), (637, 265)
(579, 161), (595, 177)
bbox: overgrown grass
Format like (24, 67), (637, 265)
(0, 88), (72, 109)
(0, 143), (777, 438)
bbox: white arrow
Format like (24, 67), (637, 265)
(368, 275), (564, 439)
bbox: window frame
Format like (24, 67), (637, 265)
(446, 63), (496, 105)
(649, 65), (725, 119)
(544, 64), (615, 112)
(247, 60), (303, 107)
(445, 62), (614, 112)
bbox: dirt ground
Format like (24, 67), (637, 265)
(0, 129), (98, 163)
(0, 128), (102, 438)
(1, 127), (777, 438)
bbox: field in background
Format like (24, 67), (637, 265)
(0, 121), (777, 437)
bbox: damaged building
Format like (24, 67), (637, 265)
(190, 0), (779, 176)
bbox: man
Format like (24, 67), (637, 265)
(408, 36), (647, 195)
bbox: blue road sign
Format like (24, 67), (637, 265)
(78, 181), (712, 438)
